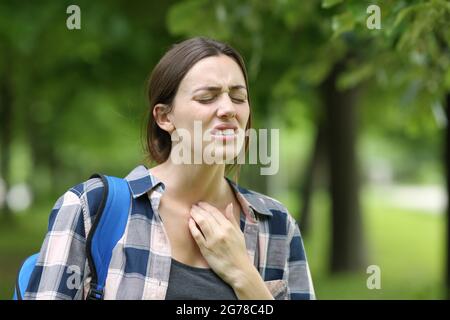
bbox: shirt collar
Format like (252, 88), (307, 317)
(224, 177), (273, 217)
(124, 164), (165, 198)
(124, 165), (272, 217)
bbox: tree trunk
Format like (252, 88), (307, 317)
(299, 120), (326, 236)
(322, 59), (366, 273)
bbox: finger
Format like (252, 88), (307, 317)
(190, 205), (214, 237)
(225, 202), (239, 229)
(196, 201), (227, 225)
(188, 217), (206, 247)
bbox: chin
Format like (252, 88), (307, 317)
(202, 145), (241, 165)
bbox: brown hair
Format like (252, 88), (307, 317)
(143, 37), (252, 180)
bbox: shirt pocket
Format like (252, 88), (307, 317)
(264, 279), (288, 300)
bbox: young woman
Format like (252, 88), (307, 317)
(24, 37), (315, 300)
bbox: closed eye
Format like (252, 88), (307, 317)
(230, 93), (247, 104)
(196, 96), (217, 104)
(194, 92), (247, 104)
(231, 97), (246, 104)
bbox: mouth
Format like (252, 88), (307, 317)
(210, 128), (238, 141)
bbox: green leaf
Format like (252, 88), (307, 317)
(166, 0), (230, 39)
(444, 68), (450, 91)
(337, 63), (374, 90)
(322, 0), (343, 9)
(393, 6), (415, 29)
(331, 12), (355, 37)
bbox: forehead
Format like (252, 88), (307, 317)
(179, 55), (246, 92)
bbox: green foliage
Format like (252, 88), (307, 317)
(0, 0), (179, 195)
(322, 0), (343, 9)
(332, 11), (356, 37)
(168, 0), (230, 39)
(164, 0), (448, 141)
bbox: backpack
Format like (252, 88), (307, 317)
(13, 174), (131, 300)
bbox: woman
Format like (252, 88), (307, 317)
(24, 37), (315, 300)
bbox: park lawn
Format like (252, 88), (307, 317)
(304, 190), (445, 299)
(0, 203), (50, 300)
(0, 188), (446, 299)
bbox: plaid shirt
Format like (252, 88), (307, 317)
(24, 165), (315, 300)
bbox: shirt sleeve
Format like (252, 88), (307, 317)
(285, 215), (316, 300)
(23, 188), (89, 300)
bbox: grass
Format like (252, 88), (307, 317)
(303, 188), (446, 299)
(0, 203), (50, 300)
(0, 187), (446, 299)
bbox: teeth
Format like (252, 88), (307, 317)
(216, 129), (235, 135)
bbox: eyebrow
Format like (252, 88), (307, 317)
(192, 85), (247, 94)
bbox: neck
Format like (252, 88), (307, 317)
(150, 160), (232, 207)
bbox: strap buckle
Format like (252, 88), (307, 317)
(87, 284), (104, 300)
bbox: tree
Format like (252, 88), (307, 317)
(0, 0), (178, 210)
(325, 0), (449, 286)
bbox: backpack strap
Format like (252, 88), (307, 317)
(85, 174), (131, 300)
(13, 253), (40, 300)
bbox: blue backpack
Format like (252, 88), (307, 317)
(13, 174), (131, 300)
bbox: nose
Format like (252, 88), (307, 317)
(216, 93), (236, 119)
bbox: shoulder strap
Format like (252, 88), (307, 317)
(13, 253), (40, 300)
(85, 174), (131, 300)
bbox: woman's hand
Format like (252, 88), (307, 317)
(188, 201), (274, 299)
(188, 201), (253, 287)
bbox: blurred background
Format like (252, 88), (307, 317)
(0, 0), (449, 299)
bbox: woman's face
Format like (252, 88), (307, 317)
(168, 54), (250, 164)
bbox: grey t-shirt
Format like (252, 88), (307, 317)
(165, 258), (238, 300)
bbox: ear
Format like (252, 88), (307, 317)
(153, 103), (174, 133)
